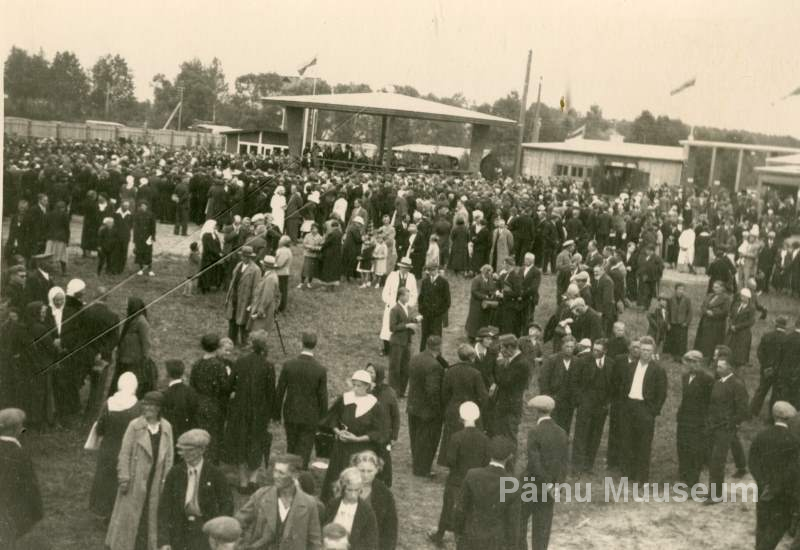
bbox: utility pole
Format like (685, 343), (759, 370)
(104, 86), (111, 120)
(513, 50), (532, 182)
(532, 76), (543, 142)
(177, 86), (185, 131)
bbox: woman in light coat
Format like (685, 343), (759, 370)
(248, 257), (280, 333)
(105, 391), (173, 550)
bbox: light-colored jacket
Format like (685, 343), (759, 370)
(275, 246), (293, 276)
(248, 271), (280, 331)
(236, 486), (322, 550)
(225, 261), (262, 325)
(106, 416), (174, 550)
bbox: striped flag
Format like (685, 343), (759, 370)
(298, 56), (317, 76)
(566, 125), (585, 140)
(670, 76), (697, 96)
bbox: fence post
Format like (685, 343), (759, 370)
(27, 119), (32, 138)
(170, 131), (175, 148)
(55, 123), (61, 140)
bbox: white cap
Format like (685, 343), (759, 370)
(351, 369), (373, 386)
(66, 279), (86, 296)
(459, 401), (480, 422)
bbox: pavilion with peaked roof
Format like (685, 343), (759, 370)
(260, 92), (516, 173)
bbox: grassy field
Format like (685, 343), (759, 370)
(10, 219), (800, 550)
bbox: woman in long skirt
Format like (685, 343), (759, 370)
(199, 219), (224, 293)
(190, 334), (231, 464)
(319, 220), (343, 290)
(20, 301), (57, 429)
(300, 223), (323, 288)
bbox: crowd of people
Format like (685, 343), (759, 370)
(2, 135), (800, 550)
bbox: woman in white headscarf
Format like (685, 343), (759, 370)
(89, 372), (142, 519)
(199, 219), (224, 293)
(46, 286), (66, 347)
(270, 186), (287, 233)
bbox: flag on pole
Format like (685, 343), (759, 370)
(566, 125), (585, 140)
(670, 76), (697, 96)
(779, 86), (800, 101)
(298, 56), (317, 76)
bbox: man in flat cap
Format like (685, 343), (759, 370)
(202, 516), (241, 550)
(473, 326), (499, 390)
(158, 429), (233, 550)
(520, 395), (568, 550)
(751, 316), (789, 419)
(0, 408), (43, 547)
(676, 350), (714, 487)
(749, 401), (800, 550)
(555, 240), (575, 303)
(418, 262), (451, 351)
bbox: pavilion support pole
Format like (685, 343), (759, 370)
(469, 124), (490, 174)
(707, 146), (717, 188)
(285, 107), (305, 160)
(379, 115), (391, 171)
(734, 149), (744, 191)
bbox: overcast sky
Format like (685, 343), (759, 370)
(4, 0), (799, 137)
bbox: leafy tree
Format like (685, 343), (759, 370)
(4, 46), (51, 117)
(48, 51), (90, 120)
(90, 54), (136, 120)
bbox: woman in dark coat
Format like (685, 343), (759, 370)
(433, 214), (452, 268)
(464, 265), (498, 341)
(726, 289), (756, 367)
(321, 369), (388, 502)
(224, 330), (276, 494)
(19, 301), (56, 429)
(284, 185), (304, 242)
(324, 467), (379, 550)
(131, 201), (156, 275)
(199, 219), (224, 293)
(190, 334), (230, 465)
(81, 190), (102, 256)
(366, 363), (399, 487)
(449, 218), (470, 274)
(319, 220), (343, 289)
(694, 280), (732, 360)
(114, 297), (153, 399)
(89, 372), (141, 519)
(694, 226), (711, 269)
(469, 219), (491, 274)
(351, 450), (398, 550)
(341, 220), (364, 282)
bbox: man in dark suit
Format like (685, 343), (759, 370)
(573, 339), (614, 473)
(25, 253), (54, 305)
(521, 253), (542, 326)
(592, 264), (616, 337)
(490, 335), (531, 444)
(539, 336), (579, 435)
(750, 401), (800, 550)
(621, 336), (667, 484)
(570, 298), (604, 341)
(497, 258), (525, 337)
(407, 336), (445, 477)
(773, 317), (800, 411)
(403, 223), (427, 279)
(389, 287), (416, 397)
(275, 332), (328, 468)
(158, 429), (233, 550)
(4, 199), (28, 259)
(595, 207), (612, 250)
(509, 209), (535, 265)
(22, 193), (49, 259)
(455, 436), (520, 550)
(0, 408), (43, 548)
(418, 263), (451, 351)
(162, 360), (199, 446)
(707, 248), (737, 294)
(705, 356), (750, 504)
(636, 244), (664, 309)
(676, 351), (714, 487)
(607, 338), (638, 471)
(751, 316), (789, 418)
(520, 395), (568, 550)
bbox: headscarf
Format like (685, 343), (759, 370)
(200, 219), (218, 237)
(107, 372), (138, 412)
(48, 286), (65, 335)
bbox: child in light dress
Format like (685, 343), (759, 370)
(372, 234), (388, 288)
(357, 234), (376, 288)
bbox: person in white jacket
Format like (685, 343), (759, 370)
(270, 186), (287, 233)
(678, 226), (696, 273)
(379, 259), (418, 354)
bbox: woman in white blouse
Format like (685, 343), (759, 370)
(324, 467), (378, 550)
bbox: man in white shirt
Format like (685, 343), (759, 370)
(623, 336), (667, 484)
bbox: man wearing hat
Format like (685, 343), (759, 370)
(751, 316), (789, 418)
(388, 287), (418, 397)
(379, 258), (418, 355)
(418, 262), (451, 351)
(0, 408), (43, 548)
(158, 429), (233, 550)
(520, 395), (567, 550)
(247, 255), (280, 335)
(636, 243), (664, 309)
(727, 287), (756, 368)
(490, 334), (530, 443)
(225, 245), (261, 345)
(454, 436), (520, 550)
(56, 279), (89, 419)
(751, 402), (800, 549)
(429, 401), (489, 547)
(25, 253), (53, 305)
(3, 264), (28, 311)
(555, 240), (575, 302)
(676, 350), (714, 487)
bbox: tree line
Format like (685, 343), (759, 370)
(5, 46), (799, 182)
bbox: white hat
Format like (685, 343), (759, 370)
(351, 369), (373, 386)
(66, 279), (86, 296)
(126, 175), (134, 185)
(139, 177), (148, 185)
(459, 401), (480, 422)
(353, 216), (364, 225)
(578, 338), (592, 348)
(740, 288), (752, 298)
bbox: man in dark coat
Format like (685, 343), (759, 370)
(750, 401), (800, 550)
(455, 436), (520, 550)
(407, 336), (445, 477)
(429, 401), (489, 547)
(275, 332), (328, 469)
(591, 264), (616, 337)
(162, 360), (199, 446)
(173, 175), (191, 236)
(388, 287), (416, 398)
(489, 335), (531, 444)
(521, 253), (542, 325)
(497, 257), (525, 337)
(757, 231), (779, 293)
(539, 336), (579, 435)
(570, 298), (604, 342)
(4, 199), (28, 260)
(705, 356), (750, 504)
(0, 409), (43, 547)
(707, 248), (737, 294)
(80, 287), (121, 417)
(607, 338), (637, 471)
(665, 283), (693, 358)
(621, 336), (667, 484)
(418, 263), (451, 351)
(158, 429), (233, 550)
(773, 317), (800, 412)
(676, 351), (714, 487)
(25, 254), (54, 305)
(111, 200), (133, 274)
(573, 339), (614, 473)
(636, 244), (664, 309)
(22, 194), (49, 258)
(751, 316), (789, 418)
(520, 395), (568, 550)
(509, 209), (535, 265)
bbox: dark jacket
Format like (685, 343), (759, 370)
(0, 439), (43, 543)
(455, 464), (520, 549)
(325, 498), (379, 550)
(157, 461), (233, 548)
(676, 371), (714, 427)
(418, 275), (451, 319)
(575, 354), (615, 410)
(525, 417), (569, 485)
(622, 360), (668, 416)
(749, 424), (800, 497)
(366, 479), (398, 550)
(706, 375), (749, 431)
(493, 352), (530, 415)
(572, 307), (604, 342)
(444, 426), (490, 486)
(539, 353), (580, 406)
(389, 303), (412, 346)
(275, 353), (328, 425)
(161, 382), (199, 441)
(407, 350), (444, 420)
